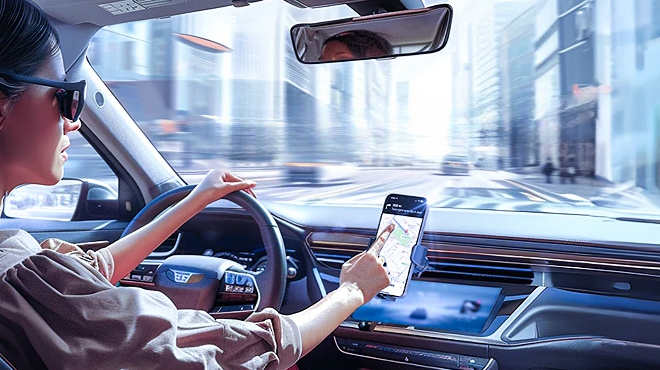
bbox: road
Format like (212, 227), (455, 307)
(181, 169), (510, 203)
(179, 168), (660, 214)
(61, 131), (660, 215)
(61, 136), (660, 215)
(24, 162), (660, 221)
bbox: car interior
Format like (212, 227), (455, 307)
(2, 0), (660, 369)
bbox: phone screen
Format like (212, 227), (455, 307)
(377, 194), (427, 297)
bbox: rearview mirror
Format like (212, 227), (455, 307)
(290, 4), (452, 64)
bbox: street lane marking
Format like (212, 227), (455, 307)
(295, 180), (389, 202)
(295, 173), (419, 202)
(560, 193), (590, 202)
(503, 180), (560, 203)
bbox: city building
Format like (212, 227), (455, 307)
(557, 0), (597, 177)
(449, 12), (474, 155)
(533, 0), (598, 176)
(450, 0), (534, 169)
(533, 0), (562, 171)
(499, 6), (537, 169)
(595, 0), (660, 192)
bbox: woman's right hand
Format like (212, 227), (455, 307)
(189, 169), (257, 205)
(338, 224), (394, 304)
(290, 223), (395, 356)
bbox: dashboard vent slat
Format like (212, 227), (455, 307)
(424, 258), (534, 285)
(310, 246), (534, 285)
(150, 233), (181, 257)
(309, 234), (535, 285)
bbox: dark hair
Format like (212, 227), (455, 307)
(0, 0), (61, 98)
(323, 30), (393, 58)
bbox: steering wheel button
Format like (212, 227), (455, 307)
(245, 285), (254, 294)
(235, 286), (245, 293)
(142, 276), (153, 283)
(225, 284), (234, 292)
(131, 274), (142, 281)
(225, 273), (236, 284)
(235, 274), (247, 285)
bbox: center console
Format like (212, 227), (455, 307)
(332, 280), (541, 370)
(335, 337), (495, 370)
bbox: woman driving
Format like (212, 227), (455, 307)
(0, 0), (392, 369)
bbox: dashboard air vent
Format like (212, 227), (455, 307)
(150, 233), (181, 257)
(423, 258), (533, 285)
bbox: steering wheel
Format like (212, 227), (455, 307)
(120, 185), (287, 311)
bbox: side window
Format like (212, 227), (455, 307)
(4, 131), (119, 221)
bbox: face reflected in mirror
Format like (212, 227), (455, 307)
(320, 40), (355, 61)
(319, 30), (393, 62)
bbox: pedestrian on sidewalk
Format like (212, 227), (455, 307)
(566, 157), (577, 184)
(542, 158), (555, 184)
(560, 156), (577, 184)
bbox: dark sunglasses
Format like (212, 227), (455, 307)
(0, 70), (87, 122)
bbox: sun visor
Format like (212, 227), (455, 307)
(284, 0), (424, 14)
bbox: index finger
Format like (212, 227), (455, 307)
(368, 223), (395, 256)
(243, 185), (258, 199)
(246, 188), (258, 199)
(226, 172), (258, 199)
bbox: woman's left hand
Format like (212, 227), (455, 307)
(190, 169), (257, 204)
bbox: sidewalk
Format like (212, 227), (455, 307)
(515, 173), (612, 198)
(517, 173), (660, 209)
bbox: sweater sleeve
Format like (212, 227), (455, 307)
(40, 238), (115, 281)
(0, 249), (302, 370)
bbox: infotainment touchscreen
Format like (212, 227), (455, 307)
(351, 280), (502, 334)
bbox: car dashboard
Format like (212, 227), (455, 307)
(306, 228), (660, 370)
(122, 201), (660, 370)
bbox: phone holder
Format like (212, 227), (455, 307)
(371, 241), (430, 302)
(411, 243), (430, 277)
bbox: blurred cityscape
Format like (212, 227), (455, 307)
(450, 0), (660, 195)
(89, 2), (407, 167)
(86, 0), (660, 195)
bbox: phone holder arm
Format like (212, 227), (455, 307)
(372, 242), (430, 302)
(411, 243), (430, 278)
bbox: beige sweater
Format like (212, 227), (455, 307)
(0, 229), (301, 370)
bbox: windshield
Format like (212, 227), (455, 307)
(88, 0), (660, 220)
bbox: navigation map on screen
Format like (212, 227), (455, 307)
(378, 213), (422, 296)
(377, 195), (426, 297)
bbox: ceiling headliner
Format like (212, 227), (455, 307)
(32, 0), (356, 26)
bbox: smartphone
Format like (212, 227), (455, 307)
(376, 194), (428, 298)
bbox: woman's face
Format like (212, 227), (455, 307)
(0, 52), (81, 191)
(320, 40), (355, 62)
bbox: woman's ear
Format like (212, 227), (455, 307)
(0, 99), (6, 129)
(0, 79), (17, 128)
(0, 95), (11, 130)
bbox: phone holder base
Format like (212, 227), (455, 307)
(374, 243), (429, 302)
